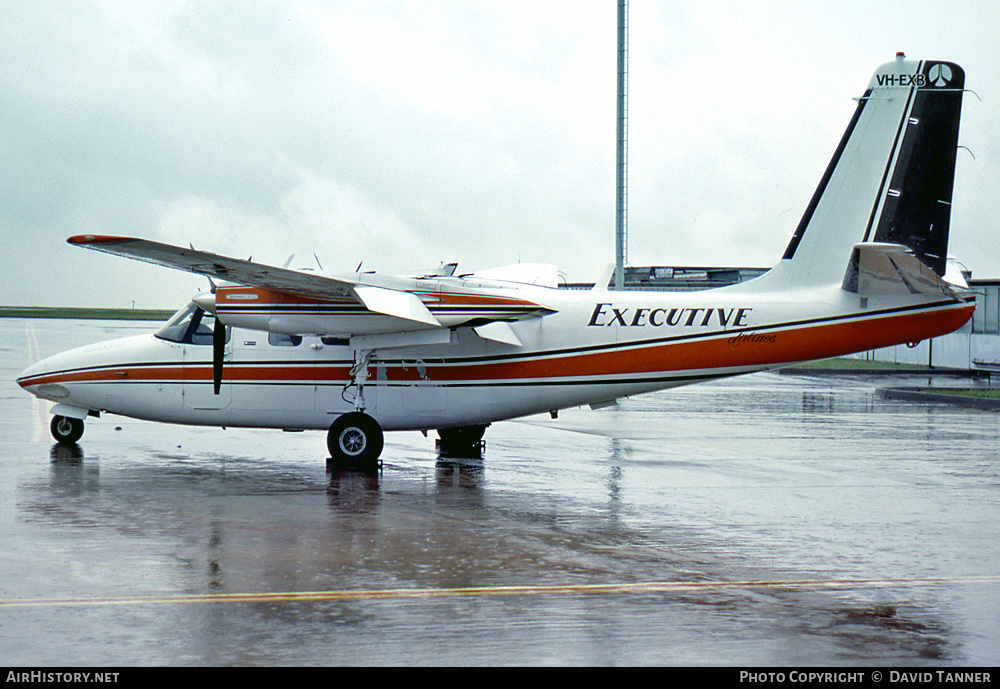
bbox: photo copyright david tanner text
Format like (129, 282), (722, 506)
(740, 671), (992, 683)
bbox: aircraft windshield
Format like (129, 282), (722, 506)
(155, 303), (230, 345)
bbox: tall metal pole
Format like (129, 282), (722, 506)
(615, 0), (628, 290)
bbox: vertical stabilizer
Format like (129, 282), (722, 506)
(758, 56), (965, 289)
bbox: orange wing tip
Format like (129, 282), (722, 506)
(67, 235), (136, 246)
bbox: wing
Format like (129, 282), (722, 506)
(70, 234), (358, 301)
(69, 234), (440, 328)
(68, 235), (554, 344)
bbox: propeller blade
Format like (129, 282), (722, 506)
(213, 318), (226, 395)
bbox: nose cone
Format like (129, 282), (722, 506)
(19, 333), (169, 415)
(17, 360), (41, 388)
(19, 356), (54, 388)
(18, 354), (74, 401)
(18, 334), (146, 404)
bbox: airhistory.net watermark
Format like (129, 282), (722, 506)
(6, 672), (119, 684)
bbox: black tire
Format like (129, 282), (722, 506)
(328, 412), (384, 465)
(50, 415), (84, 445)
(437, 425), (487, 447)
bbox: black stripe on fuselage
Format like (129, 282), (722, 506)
(23, 297), (966, 385)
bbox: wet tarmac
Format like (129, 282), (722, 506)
(2, 318), (999, 666)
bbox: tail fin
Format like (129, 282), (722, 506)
(761, 55), (965, 289)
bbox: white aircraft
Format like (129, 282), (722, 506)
(18, 56), (976, 466)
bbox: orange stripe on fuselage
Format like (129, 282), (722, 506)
(430, 302), (974, 383)
(20, 302), (973, 388)
(18, 364), (354, 388)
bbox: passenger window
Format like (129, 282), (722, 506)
(268, 333), (302, 347)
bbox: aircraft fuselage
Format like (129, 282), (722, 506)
(17, 283), (973, 434)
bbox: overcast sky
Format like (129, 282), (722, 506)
(3, 1), (998, 309)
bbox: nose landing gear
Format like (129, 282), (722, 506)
(51, 415), (85, 445)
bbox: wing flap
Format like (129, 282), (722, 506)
(473, 321), (523, 347)
(352, 285), (441, 327)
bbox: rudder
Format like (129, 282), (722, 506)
(868, 60), (964, 276)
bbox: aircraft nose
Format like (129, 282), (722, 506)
(18, 358), (48, 389)
(17, 356), (69, 400)
(17, 333), (155, 409)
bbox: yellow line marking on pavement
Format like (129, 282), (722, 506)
(2, 576), (998, 609)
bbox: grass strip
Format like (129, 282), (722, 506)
(0, 306), (173, 321)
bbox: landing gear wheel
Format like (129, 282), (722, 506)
(437, 425), (487, 446)
(51, 415), (84, 445)
(328, 412), (384, 467)
(436, 424), (488, 456)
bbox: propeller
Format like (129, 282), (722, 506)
(213, 315), (226, 395)
(191, 289), (225, 395)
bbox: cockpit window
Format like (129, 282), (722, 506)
(155, 304), (197, 343)
(155, 303), (230, 345)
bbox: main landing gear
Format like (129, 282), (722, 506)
(327, 412), (384, 468)
(328, 349), (385, 469)
(436, 424), (488, 456)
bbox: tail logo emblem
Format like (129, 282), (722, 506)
(928, 63), (953, 88)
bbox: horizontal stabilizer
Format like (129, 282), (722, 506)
(843, 243), (959, 298)
(468, 264), (561, 288)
